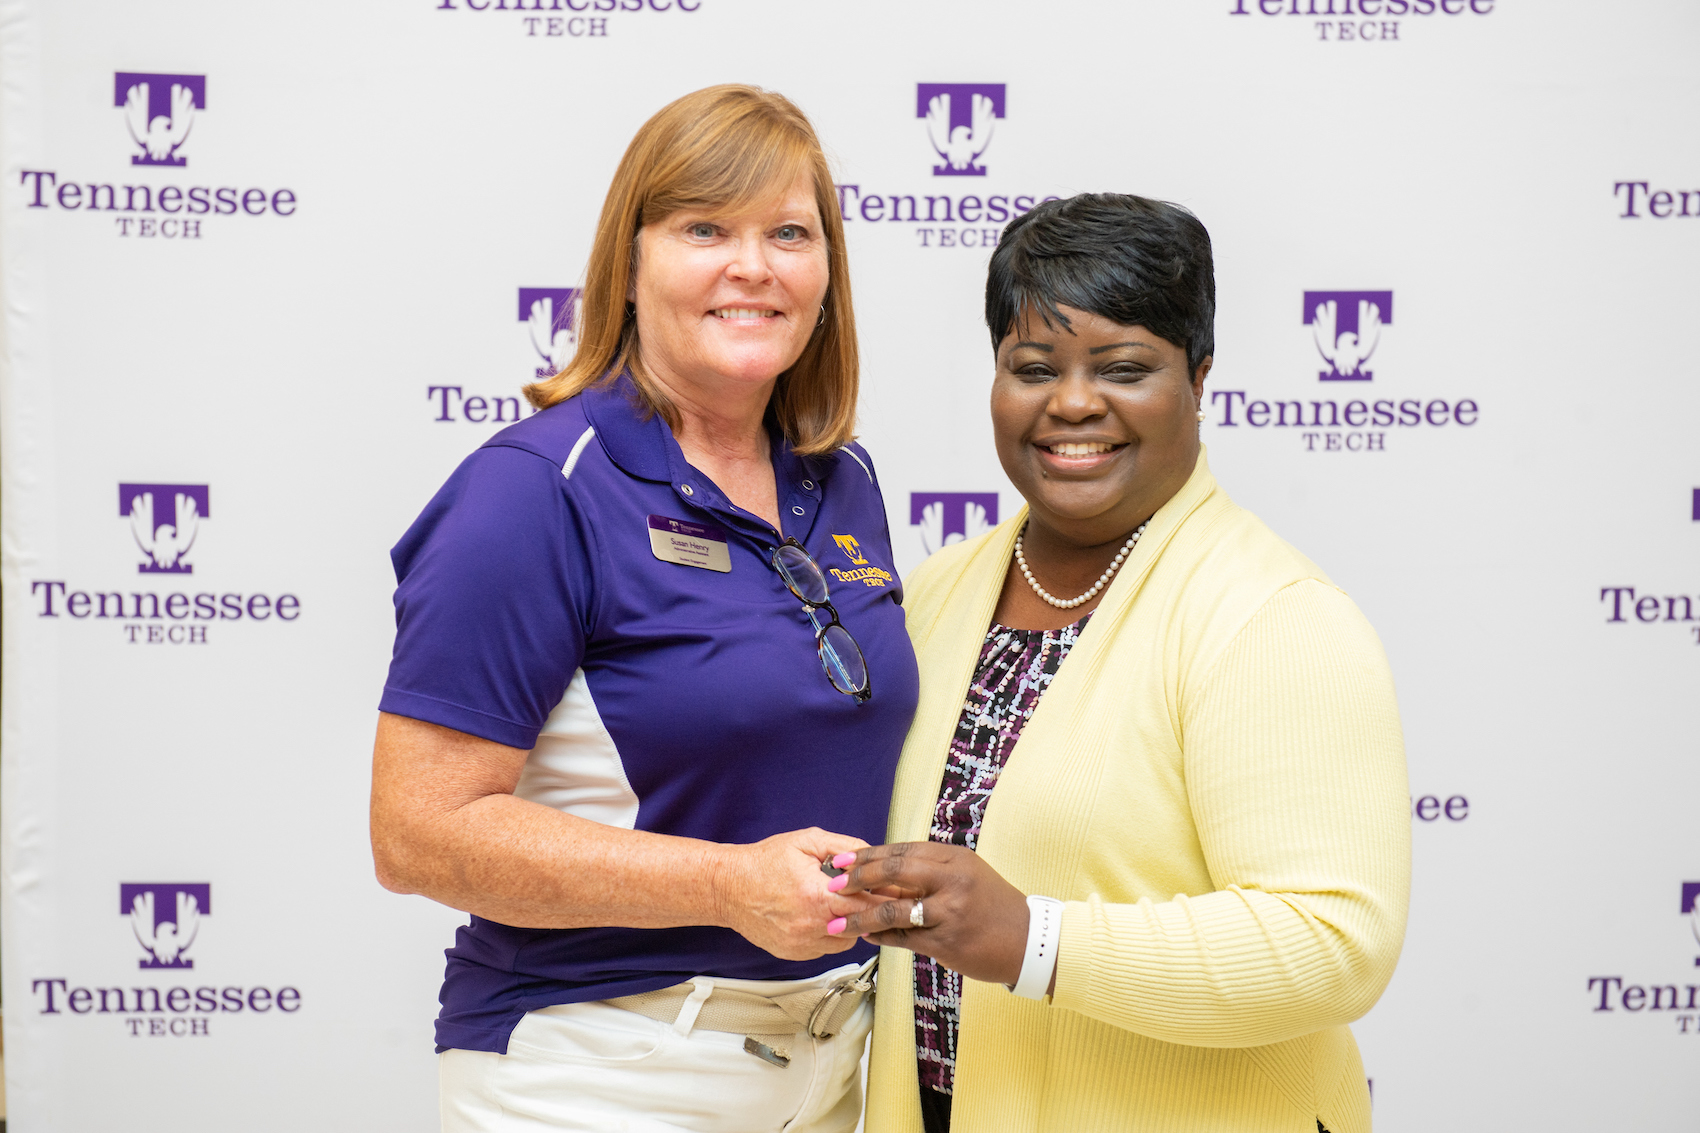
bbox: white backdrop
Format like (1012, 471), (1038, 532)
(2, 1), (1697, 1128)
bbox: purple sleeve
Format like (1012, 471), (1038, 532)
(379, 444), (595, 749)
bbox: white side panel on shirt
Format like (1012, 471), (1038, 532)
(514, 668), (640, 829)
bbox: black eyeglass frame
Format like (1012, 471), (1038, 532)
(768, 537), (873, 704)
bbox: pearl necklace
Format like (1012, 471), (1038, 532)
(1014, 521), (1148, 610)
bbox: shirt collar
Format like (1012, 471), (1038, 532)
(581, 371), (673, 483)
(582, 369), (834, 494)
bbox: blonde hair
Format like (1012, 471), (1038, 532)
(524, 85), (858, 456)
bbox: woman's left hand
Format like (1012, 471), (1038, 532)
(824, 842), (1034, 988)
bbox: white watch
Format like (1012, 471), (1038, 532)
(1007, 895), (1064, 1000)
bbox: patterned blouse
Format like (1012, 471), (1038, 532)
(914, 614), (1091, 1104)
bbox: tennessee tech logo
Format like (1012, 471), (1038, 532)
(911, 492), (998, 556)
(121, 484), (210, 574)
(827, 534), (890, 588)
(115, 73), (206, 167)
(832, 534), (869, 565)
(521, 287), (582, 378)
(1305, 291), (1392, 381)
(123, 883), (210, 969)
(918, 83), (1005, 177)
(1683, 883), (1700, 966)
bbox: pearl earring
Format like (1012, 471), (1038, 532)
(1196, 410), (1206, 422)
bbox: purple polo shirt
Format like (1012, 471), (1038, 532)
(380, 373), (919, 1053)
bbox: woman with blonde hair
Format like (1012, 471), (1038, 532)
(370, 85), (918, 1132)
(828, 193), (1409, 1133)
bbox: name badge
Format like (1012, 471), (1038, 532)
(648, 514), (731, 573)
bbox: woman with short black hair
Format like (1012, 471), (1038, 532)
(829, 193), (1411, 1133)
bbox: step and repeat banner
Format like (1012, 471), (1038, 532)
(1, 0), (1695, 1128)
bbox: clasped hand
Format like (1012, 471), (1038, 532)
(823, 842), (1033, 988)
(718, 828), (893, 961)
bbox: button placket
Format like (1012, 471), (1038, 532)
(677, 482), (787, 549)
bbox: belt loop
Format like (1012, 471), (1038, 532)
(672, 977), (714, 1036)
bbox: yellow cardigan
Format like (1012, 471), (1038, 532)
(866, 452), (1410, 1133)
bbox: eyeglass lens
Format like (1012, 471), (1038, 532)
(814, 617), (869, 696)
(772, 544), (829, 605)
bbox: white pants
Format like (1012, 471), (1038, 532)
(440, 964), (873, 1133)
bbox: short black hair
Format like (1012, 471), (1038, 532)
(985, 193), (1216, 373)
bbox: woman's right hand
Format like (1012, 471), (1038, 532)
(712, 828), (892, 961)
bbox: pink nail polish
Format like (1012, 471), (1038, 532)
(826, 917), (847, 935)
(832, 852), (857, 869)
(827, 874), (848, 892)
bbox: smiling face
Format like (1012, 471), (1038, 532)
(631, 174), (830, 407)
(992, 305), (1211, 548)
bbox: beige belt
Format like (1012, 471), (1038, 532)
(605, 957), (877, 1067)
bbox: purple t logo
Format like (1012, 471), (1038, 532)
(520, 287), (582, 378)
(1304, 291), (1393, 381)
(120, 483), (210, 574)
(911, 492), (999, 556)
(1683, 882), (1700, 966)
(114, 73), (207, 167)
(917, 84), (1006, 177)
(121, 883), (211, 969)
